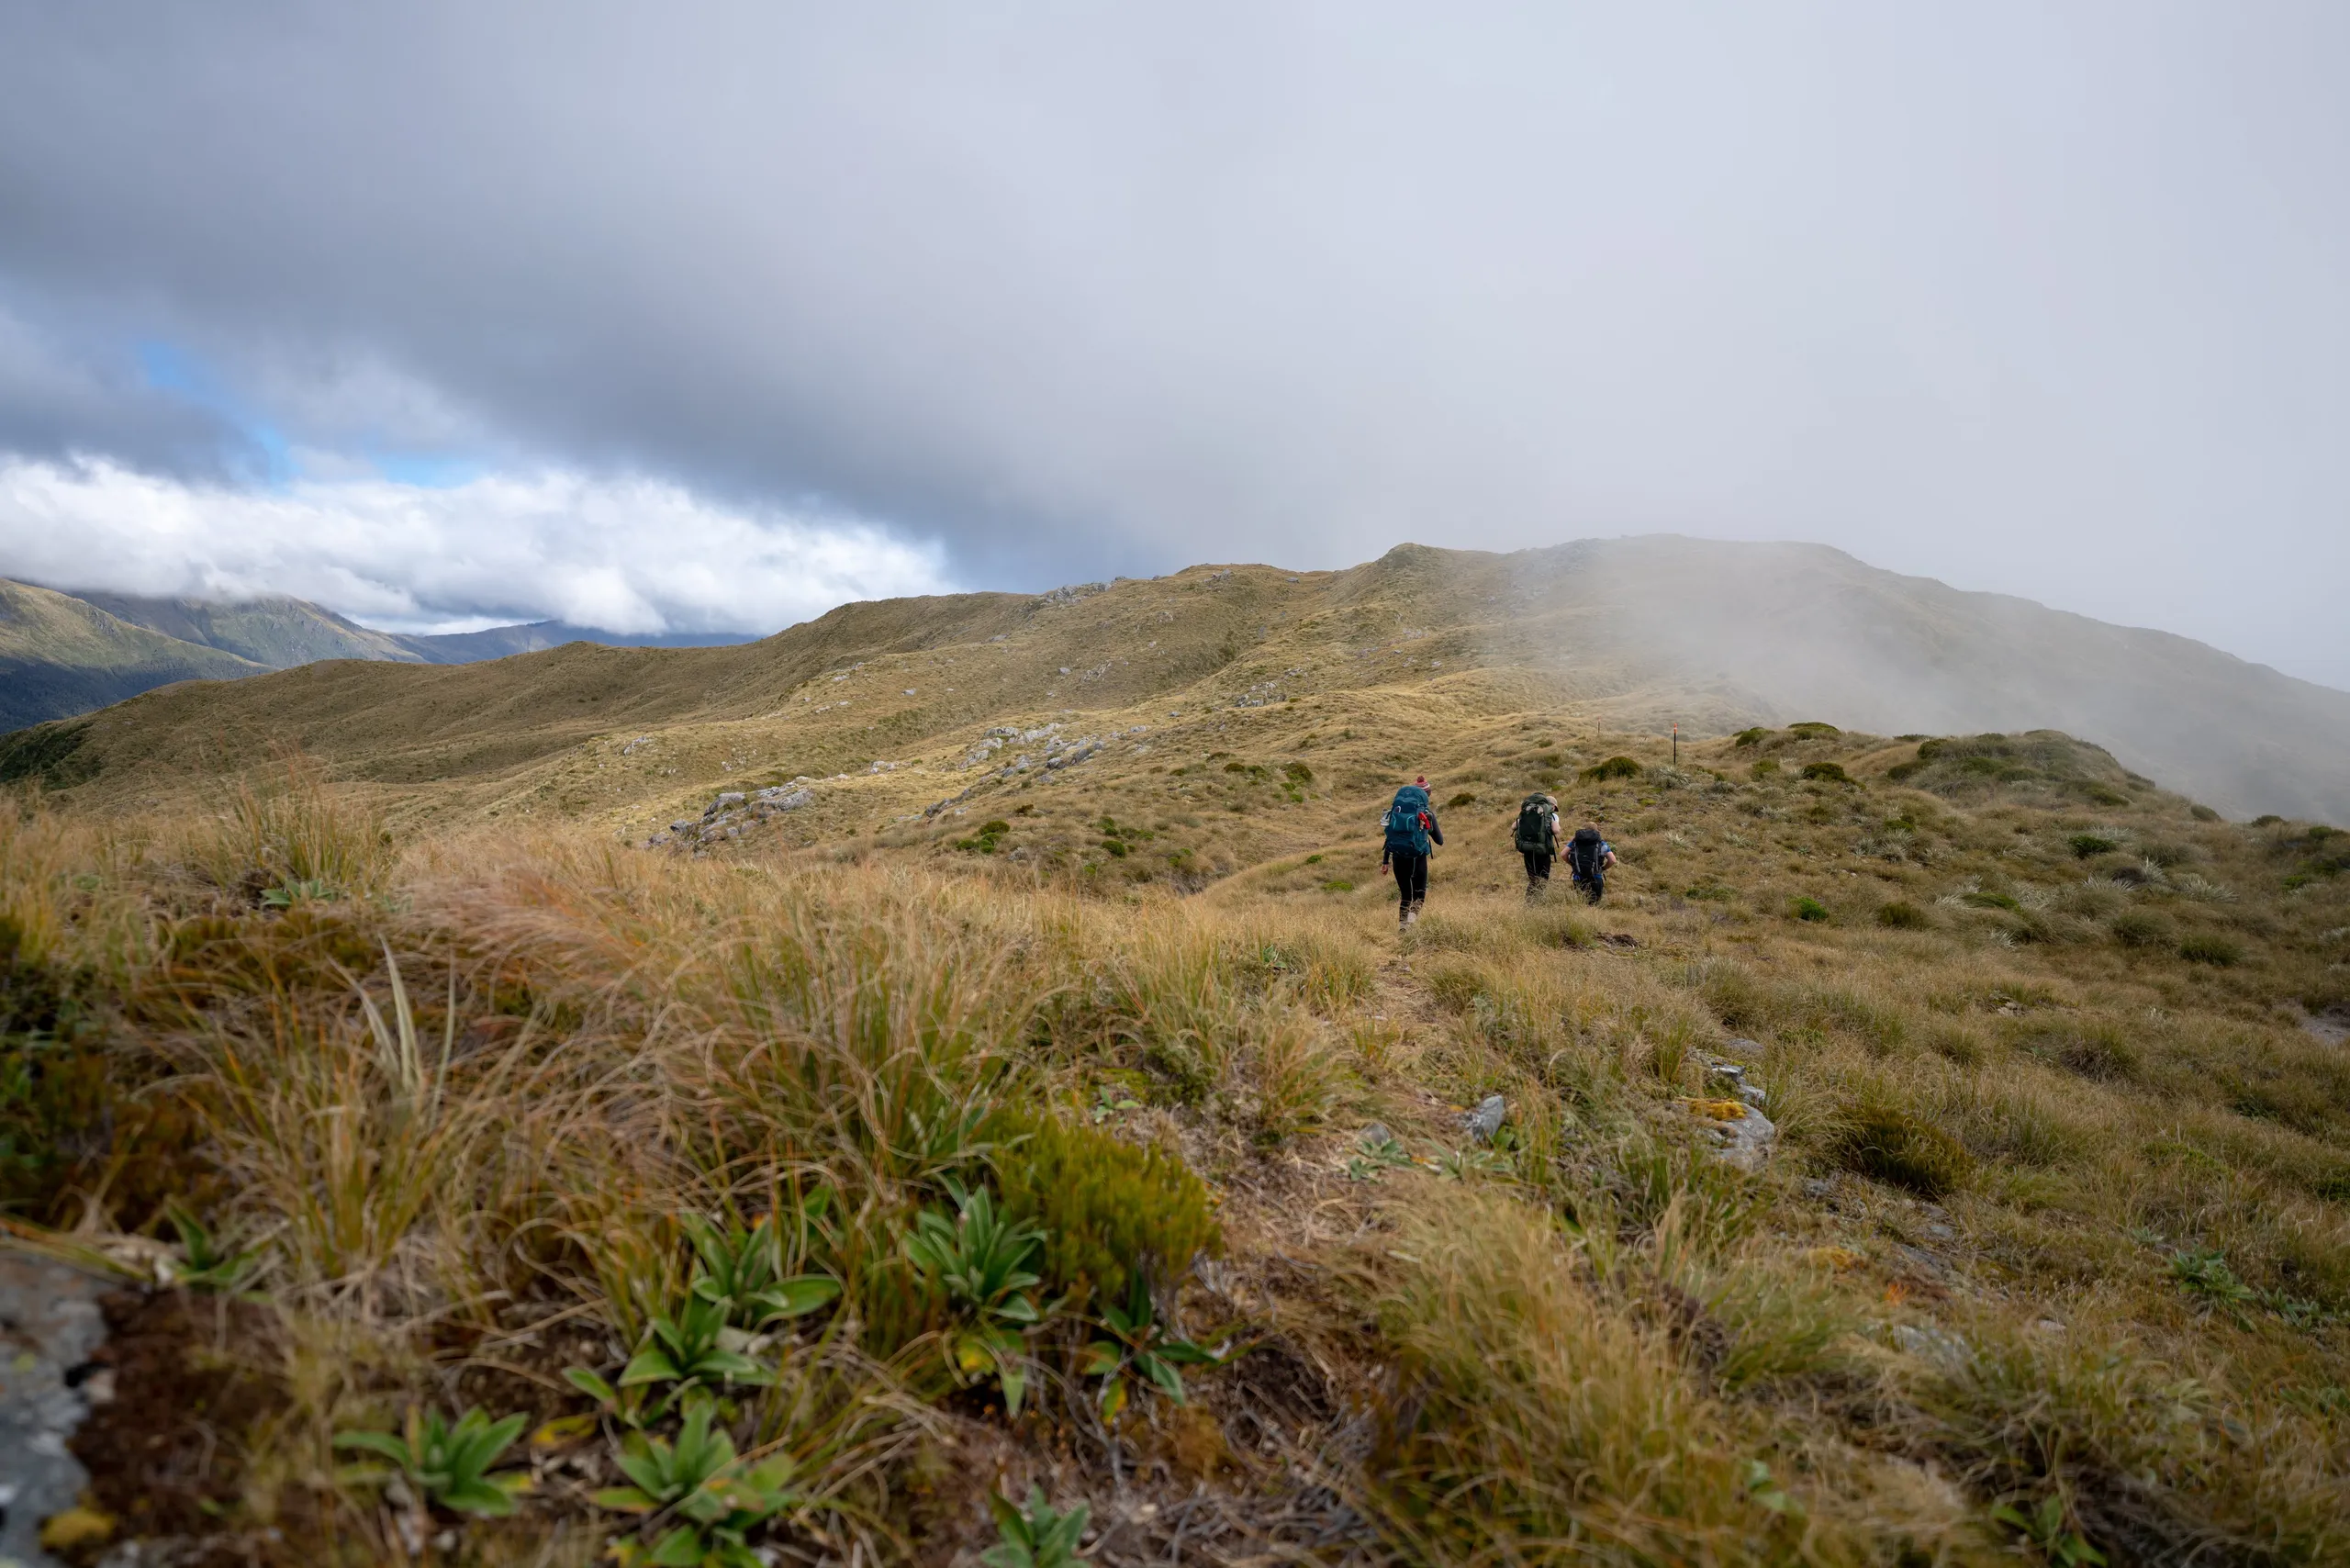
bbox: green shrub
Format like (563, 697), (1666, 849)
(1751, 758), (1781, 779)
(1580, 756), (1642, 783)
(2109, 911), (2171, 949)
(1786, 722), (1841, 738)
(1732, 727), (1771, 747)
(957, 820), (1013, 854)
(2067, 833), (2118, 858)
(993, 1112), (1221, 1304)
(2178, 932), (2244, 967)
(1791, 897), (1830, 923)
(1799, 762), (1851, 785)
(1283, 761), (1314, 784)
(2190, 804), (2221, 823)
(1874, 901), (1930, 930)
(1962, 890), (2020, 912)
(1827, 1102), (1972, 1198)
(1886, 759), (1923, 782)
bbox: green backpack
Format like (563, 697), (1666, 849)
(1514, 795), (1554, 853)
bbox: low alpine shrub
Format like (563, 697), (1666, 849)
(1580, 756), (1642, 783)
(1799, 761), (1851, 785)
(1874, 901), (1930, 930)
(2178, 932), (2244, 967)
(2109, 911), (2170, 949)
(993, 1112), (1221, 1304)
(2066, 833), (2118, 858)
(1791, 897), (1830, 923)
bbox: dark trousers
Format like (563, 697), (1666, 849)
(1522, 850), (1552, 884)
(1390, 849), (1428, 912)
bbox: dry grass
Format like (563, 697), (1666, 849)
(6, 725), (2350, 1564)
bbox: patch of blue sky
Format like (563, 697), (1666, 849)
(138, 338), (484, 490)
(135, 338), (292, 485)
(371, 452), (486, 487)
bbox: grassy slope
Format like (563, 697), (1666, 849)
(6, 553), (2350, 1564)
(0, 578), (264, 732)
(75, 588), (427, 667)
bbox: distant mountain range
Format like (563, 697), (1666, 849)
(5, 538), (2344, 823)
(0, 579), (755, 731)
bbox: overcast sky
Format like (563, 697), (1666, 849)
(0, 4), (2344, 680)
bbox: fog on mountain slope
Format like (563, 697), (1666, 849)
(1412, 539), (2349, 824)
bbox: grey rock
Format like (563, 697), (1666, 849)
(1922, 1222), (1956, 1242)
(1462, 1095), (1507, 1142)
(1891, 1322), (1972, 1371)
(1721, 1036), (1764, 1058)
(0, 1251), (114, 1567)
(1359, 1122), (1394, 1149)
(1801, 1177), (1836, 1200)
(1704, 1105), (1778, 1173)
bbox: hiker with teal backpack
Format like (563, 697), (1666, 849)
(1514, 791), (1562, 899)
(1380, 775), (1445, 927)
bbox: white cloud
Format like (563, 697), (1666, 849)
(0, 457), (952, 633)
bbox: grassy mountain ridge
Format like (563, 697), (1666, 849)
(76, 588), (427, 666)
(9, 539), (2343, 827)
(0, 580), (769, 729)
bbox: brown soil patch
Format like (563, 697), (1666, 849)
(68, 1289), (292, 1564)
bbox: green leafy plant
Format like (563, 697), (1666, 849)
(1741, 1459), (1800, 1517)
(982, 1485), (1089, 1568)
(683, 1209), (841, 1331)
(164, 1202), (263, 1291)
(2067, 833), (2119, 858)
(1874, 901), (1930, 930)
(596, 1394), (800, 1568)
(1799, 761), (1851, 785)
(260, 878), (340, 908)
(1791, 897), (1830, 923)
(1990, 1494), (2107, 1567)
(901, 1182), (1046, 1414)
(332, 1405), (529, 1516)
(566, 1287), (773, 1421)
(2169, 1247), (2255, 1310)
(1080, 1274), (1233, 1420)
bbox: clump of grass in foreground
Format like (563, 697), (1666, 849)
(1826, 1099), (1974, 1197)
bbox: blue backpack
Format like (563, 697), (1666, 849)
(1384, 785), (1432, 856)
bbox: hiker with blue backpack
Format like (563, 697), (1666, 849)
(1380, 776), (1445, 927)
(1566, 823), (1617, 904)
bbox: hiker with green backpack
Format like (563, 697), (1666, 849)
(1514, 791), (1562, 898)
(1380, 775), (1445, 927)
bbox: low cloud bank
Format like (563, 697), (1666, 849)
(0, 457), (953, 634)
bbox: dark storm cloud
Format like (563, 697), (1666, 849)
(0, 3), (2344, 678)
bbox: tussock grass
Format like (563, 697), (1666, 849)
(7, 720), (2350, 1564)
